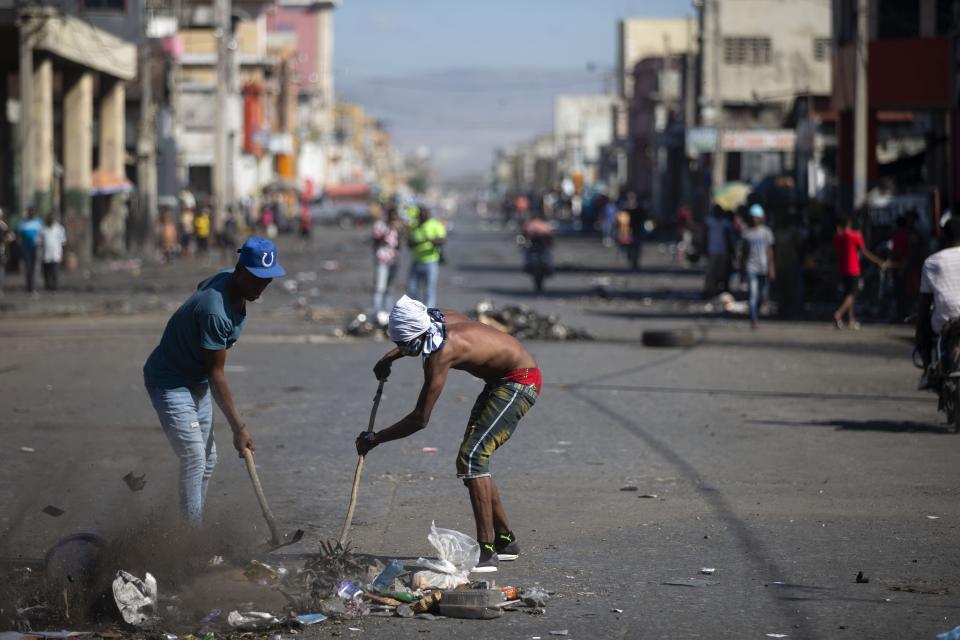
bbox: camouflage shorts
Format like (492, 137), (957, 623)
(456, 379), (538, 480)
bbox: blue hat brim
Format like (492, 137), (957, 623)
(245, 263), (287, 278)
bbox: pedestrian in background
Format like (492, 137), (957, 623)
(16, 207), (42, 294)
(39, 213), (66, 292)
(832, 215), (886, 330)
(179, 205), (195, 257)
(407, 206), (446, 308)
(221, 206), (239, 260)
(194, 206), (212, 254)
(627, 195), (647, 271)
(703, 205), (733, 297)
(741, 204), (776, 329)
(372, 205), (403, 322)
(159, 207), (178, 263)
(0, 208), (10, 296)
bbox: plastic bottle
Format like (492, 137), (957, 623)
(370, 559), (405, 593)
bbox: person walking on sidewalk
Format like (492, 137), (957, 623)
(832, 216), (886, 330)
(741, 204), (776, 329)
(39, 213), (66, 291)
(143, 237), (286, 526)
(16, 207), (42, 294)
(704, 205), (734, 297)
(358, 295), (541, 573)
(0, 208), (10, 296)
(371, 205), (403, 322)
(407, 207), (446, 308)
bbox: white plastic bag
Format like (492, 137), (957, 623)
(112, 570), (158, 626)
(413, 521), (479, 589)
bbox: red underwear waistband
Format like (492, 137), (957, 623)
(504, 367), (542, 394)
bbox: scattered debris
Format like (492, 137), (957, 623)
(889, 584), (950, 595)
(227, 611), (279, 630)
(421, 447), (439, 454)
(413, 522), (479, 590)
(20, 446), (35, 453)
(207, 555), (225, 567)
(41, 505), (64, 517)
(437, 589), (504, 619)
(619, 486), (638, 492)
(112, 570), (159, 626)
(122, 472), (146, 492)
(342, 312), (386, 338)
(927, 515), (940, 520)
(663, 578), (717, 588)
(549, 631), (569, 637)
(638, 494), (658, 499)
(520, 587), (550, 607)
(611, 608), (624, 613)
(765, 635), (788, 639)
(294, 613), (328, 625)
(700, 568), (716, 575)
(200, 608), (221, 623)
(855, 571), (869, 584)
(472, 300), (592, 341)
(337, 580), (364, 601)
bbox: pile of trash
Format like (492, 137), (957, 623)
(471, 300), (592, 341)
(9, 523), (552, 637)
(333, 312), (389, 339)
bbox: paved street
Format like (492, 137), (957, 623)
(2, 215), (958, 639)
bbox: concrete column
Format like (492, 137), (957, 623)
(64, 71), (93, 264)
(99, 78), (125, 177)
(32, 55), (53, 216)
(18, 22), (34, 213)
(99, 77), (127, 256)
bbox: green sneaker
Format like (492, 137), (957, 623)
(495, 531), (520, 561)
(472, 543), (499, 573)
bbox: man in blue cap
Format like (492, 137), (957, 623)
(144, 237), (286, 526)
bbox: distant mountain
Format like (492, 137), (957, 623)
(337, 66), (608, 178)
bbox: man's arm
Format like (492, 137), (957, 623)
(358, 357), (450, 454)
(766, 245), (776, 280)
(205, 349), (255, 455)
(374, 346), (405, 380)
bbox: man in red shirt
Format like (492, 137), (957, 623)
(832, 216), (886, 329)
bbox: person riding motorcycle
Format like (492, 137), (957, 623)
(916, 217), (960, 389)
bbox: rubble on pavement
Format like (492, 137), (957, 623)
(471, 300), (592, 341)
(6, 525), (555, 637)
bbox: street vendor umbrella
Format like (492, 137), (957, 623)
(713, 181), (751, 211)
(91, 170), (133, 196)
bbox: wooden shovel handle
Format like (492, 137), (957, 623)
(338, 381), (385, 546)
(243, 448), (281, 545)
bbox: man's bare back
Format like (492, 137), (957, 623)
(432, 309), (537, 382)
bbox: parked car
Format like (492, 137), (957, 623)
(308, 183), (374, 228)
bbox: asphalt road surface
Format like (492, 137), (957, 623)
(1, 213), (958, 639)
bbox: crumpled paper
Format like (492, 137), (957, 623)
(112, 570), (158, 626)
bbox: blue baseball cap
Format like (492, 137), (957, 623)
(237, 236), (286, 278)
(749, 204), (765, 218)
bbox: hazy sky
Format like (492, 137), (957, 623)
(334, 0), (693, 178)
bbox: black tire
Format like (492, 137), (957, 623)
(642, 329), (696, 348)
(954, 383), (960, 433)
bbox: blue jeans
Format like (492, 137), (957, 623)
(146, 382), (216, 527)
(748, 272), (769, 324)
(372, 259), (398, 315)
(22, 245), (37, 292)
(408, 260), (440, 308)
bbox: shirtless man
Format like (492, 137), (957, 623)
(356, 295), (542, 572)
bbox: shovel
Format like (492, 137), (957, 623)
(338, 380), (385, 546)
(242, 448), (304, 551)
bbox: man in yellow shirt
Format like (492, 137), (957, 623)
(407, 206), (446, 308)
(194, 207), (212, 254)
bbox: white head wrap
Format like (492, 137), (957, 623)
(388, 295), (445, 355)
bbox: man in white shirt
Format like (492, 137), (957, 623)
(39, 213), (66, 291)
(917, 218), (960, 388)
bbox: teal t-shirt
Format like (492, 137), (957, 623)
(143, 270), (246, 389)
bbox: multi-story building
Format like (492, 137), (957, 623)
(696, 0), (832, 191)
(554, 95), (620, 187)
(0, 0), (139, 261)
(832, 0), (956, 227)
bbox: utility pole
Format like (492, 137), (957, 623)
(213, 0), (231, 222)
(853, 0), (869, 209)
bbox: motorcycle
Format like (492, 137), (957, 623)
(520, 234), (555, 293)
(915, 322), (960, 433)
